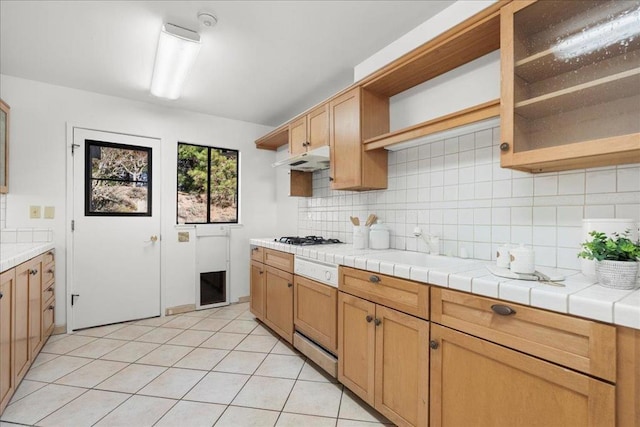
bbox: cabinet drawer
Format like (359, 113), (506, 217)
(42, 262), (55, 285)
(431, 288), (616, 382)
(251, 246), (264, 263)
(42, 282), (55, 307)
(339, 266), (429, 320)
(264, 248), (294, 273)
(42, 300), (55, 337)
(42, 250), (54, 266)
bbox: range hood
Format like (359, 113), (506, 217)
(272, 145), (330, 172)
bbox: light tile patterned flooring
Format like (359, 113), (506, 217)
(0, 302), (393, 427)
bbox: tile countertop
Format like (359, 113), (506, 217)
(0, 242), (56, 273)
(250, 238), (640, 330)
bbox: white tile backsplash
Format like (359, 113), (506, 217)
(298, 126), (640, 269)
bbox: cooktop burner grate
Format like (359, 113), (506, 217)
(276, 236), (343, 246)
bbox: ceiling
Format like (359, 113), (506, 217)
(0, 1), (454, 126)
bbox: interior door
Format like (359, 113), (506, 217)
(71, 128), (161, 330)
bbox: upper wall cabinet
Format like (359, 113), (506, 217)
(289, 104), (329, 156)
(0, 99), (9, 194)
(500, 0), (640, 173)
(329, 87), (389, 191)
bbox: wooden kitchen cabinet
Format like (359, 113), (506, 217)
(289, 104), (329, 156)
(0, 269), (15, 413)
(430, 323), (614, 427)
(249, 260), (265, 320)
(293, 275), (337, 354)
(264, 265), (294, 343)
(338, 291), (429, 427)
(329, 87), (389, 191)
(500, 0), (640, 172)
(14, 261), (32, 383)
(25, 257), (43, 358)
(430, 288), (616, 426)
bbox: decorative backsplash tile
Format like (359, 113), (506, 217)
(298, 125), (640, 270)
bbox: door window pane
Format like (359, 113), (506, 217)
(85, 140), (152, 216)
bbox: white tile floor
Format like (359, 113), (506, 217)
(0, 302), (393, 427)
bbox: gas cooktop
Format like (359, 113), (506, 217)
(275, 236), (343, 246)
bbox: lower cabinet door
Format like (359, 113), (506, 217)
(294, 275), (338, 354)
(375, 305), (429, 427)
(14, 264), (30, 383)
(264, 266), (294, 343)
(429, 324), (615, 427)
(250, 261), (265, 320)
(338, 292), (376, 405)
(0, 270), (15, 414)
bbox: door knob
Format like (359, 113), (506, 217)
(146, 235), (159, 243)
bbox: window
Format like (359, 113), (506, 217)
(177, 142), (239, 224)
(85, 140), (151, 216)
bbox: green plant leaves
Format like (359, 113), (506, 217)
(578, 230), (640, 262)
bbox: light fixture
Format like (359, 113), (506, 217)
(553, 5), (640, 60)
(150, 23), (201, 100)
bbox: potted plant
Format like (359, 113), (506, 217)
(578, 230), (640, 290)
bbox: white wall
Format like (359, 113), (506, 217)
(0, 74), (283, 328)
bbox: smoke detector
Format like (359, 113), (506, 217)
(198, 12), (217, 28)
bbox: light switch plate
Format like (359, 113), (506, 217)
(44, 206), (55, 219)
(29, 205), (41, 219)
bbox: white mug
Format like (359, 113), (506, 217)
(510, 245), (535, 274)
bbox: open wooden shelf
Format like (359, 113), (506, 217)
(514, 68), (640, 119)
(361, 7), (501, 97)
(364, 99), (499, 151)
(255, 125), (288, 151)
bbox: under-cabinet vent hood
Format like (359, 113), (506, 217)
(272, 145), (330, 172)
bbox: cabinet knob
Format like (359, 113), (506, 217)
(288, 282), (293, 288)
(500, 142), (510, 152)
(369, 275), (380, 283)
(252, 247), (258, 252)
(429, 340), (439, 350)
(48, 305), (54, 310)
(366, 315), (373, 323)
(0, 291), (3, 299)
(259, 271), (263, 275)
(374, 318), (382, 326)
(491, 304), (516, 316)
(29, 269), (38, 275)
(47, 286), (54, 292)
(329, 177), (334, 182)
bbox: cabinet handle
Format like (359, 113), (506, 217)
(500, 142), (510, 152)
(48, 305), (54, 310)
(365, 315), (373, 323)
(47, 286), (54, 292)
(429, 340), (439, 350)
(259, 271), (263, 275)
(47, 268), (54, 274)
(369, 275), (380, 283)
(288, 282), (293, 288)
(29, 269), (38, 275)
(374, 318), (382, 326)
(491, 304), (516, 316)
(252, 247), (258, 252)
(329, 177), (334, 182)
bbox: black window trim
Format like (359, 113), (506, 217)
(85, 139), (152, 217)
(177, 142), (240, 224)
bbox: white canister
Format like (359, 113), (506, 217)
(510, 244), (536, 274)
(353, 225), (369, 250)
(496, 244), (512, 268)
(369, 222), (390, 250)
(581, 218), (638, 278)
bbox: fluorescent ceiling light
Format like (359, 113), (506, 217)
(150, 24), (201, 100)
(554, 6), (640, 60)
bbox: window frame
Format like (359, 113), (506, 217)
(176, 142), (240, 224)
(84, 139), (152, 217)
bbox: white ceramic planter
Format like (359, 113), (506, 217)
(595, 260), (639, 290)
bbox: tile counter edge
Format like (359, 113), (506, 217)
(1, 242), (56, 273)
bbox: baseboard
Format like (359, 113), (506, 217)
(237, 295), (250, 303)
(53, 325), (67, 335)
(165, 304), (196, 316)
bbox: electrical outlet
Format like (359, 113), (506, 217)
(29, 205), (41, 219)
(44, 206), (55, 219)
(178, 232), (190, 242)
